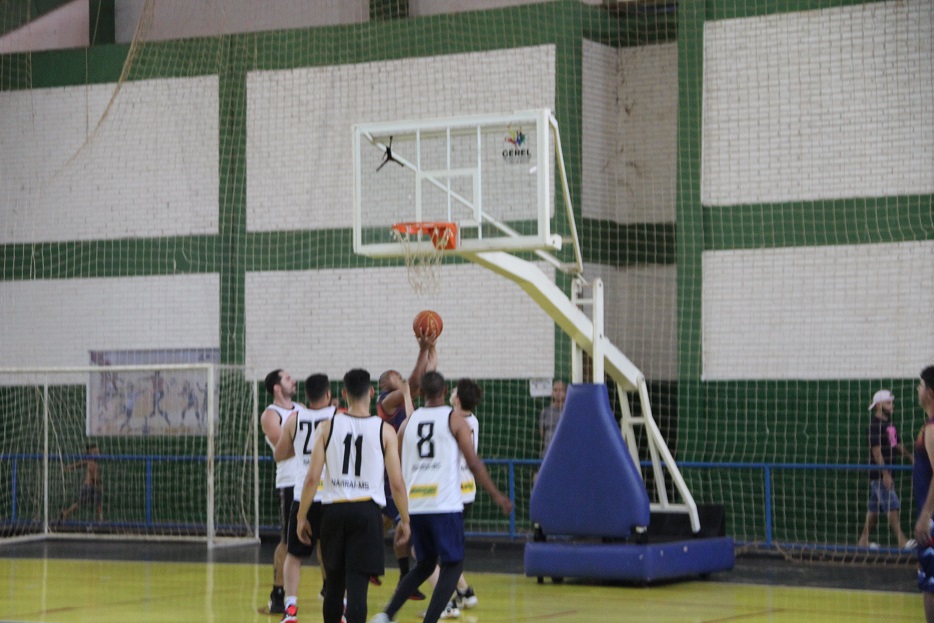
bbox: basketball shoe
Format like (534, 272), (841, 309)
(268, 587), (285, 614)
(280, 604), (297, 623)
(455, 586), (477, 609)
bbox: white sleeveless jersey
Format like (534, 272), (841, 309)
(291, 406), (335, 501)
(459, 414), (479, 504)
(403, 405), (463, 514)
(323, 413), (386, 507)
(265, 403), (301, 488)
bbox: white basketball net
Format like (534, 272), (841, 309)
(390, 225), (456, 295)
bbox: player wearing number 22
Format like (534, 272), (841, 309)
(296, 369), (410, 623)
(371, 371), (513, 623)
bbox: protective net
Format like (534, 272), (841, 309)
(0, 365), (258, 547)
(1, 0), (932, 562)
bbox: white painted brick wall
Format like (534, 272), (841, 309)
(703, 242), (934, 380)
(411, 0), (600, 16)
(115, 0), (369, 43)
(244, 262), (555, 381)
(703, 2), (934, 205)
(246, 46), (556, 232)
(582, 40), (618, 222)
(582, 41), (677, 224)
(584, 262), (677, 381)
(114, 0), (601, 43)
(0, 274), (220, 369)
(0, 77), (219, 244)
(617, 43), (678, 224)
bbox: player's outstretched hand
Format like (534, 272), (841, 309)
(394, 520), (411, 549)
(415, 329), (437, 349)
(297, 517), (312, 545)
(494, 492), (513, 516)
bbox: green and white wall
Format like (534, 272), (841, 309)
(678, 0), (933, 545)
(2, 0), (932, 543)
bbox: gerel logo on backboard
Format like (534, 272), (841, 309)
(503, 128), (531, 163)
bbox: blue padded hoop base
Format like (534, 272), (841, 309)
(524, 537), (735, 583)
(525, 383), (735, 583)
(530, 383), (650, 538)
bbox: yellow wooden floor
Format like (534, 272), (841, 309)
(0, 556), (923, 623)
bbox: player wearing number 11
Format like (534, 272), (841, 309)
(296, 369), (410, 623)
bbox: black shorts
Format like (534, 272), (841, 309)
(287, 500), (324, 557)
(79, 484), (102, 507)
(278, 486), (294, 543)
(320, 501), (385, 576)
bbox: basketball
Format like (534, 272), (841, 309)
(413, 310), (443, 339)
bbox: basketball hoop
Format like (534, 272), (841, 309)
(390, 222), (458, 294)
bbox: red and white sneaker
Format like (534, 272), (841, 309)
(280, 604), (297, 623)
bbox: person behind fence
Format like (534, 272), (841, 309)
(538, 380), (566, 459)
(59, 443), (103, 523)
(858, 389), (915, 549)
(912, 366), (934, 623)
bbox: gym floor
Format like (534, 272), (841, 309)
(0, 538), (922, 622)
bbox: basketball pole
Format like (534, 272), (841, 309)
(462, 250), (701, 533)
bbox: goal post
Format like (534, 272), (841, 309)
(0, 364), (259, 549)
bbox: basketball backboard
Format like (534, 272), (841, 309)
(353, 109), (570, 259)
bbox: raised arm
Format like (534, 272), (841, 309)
(407, 333), (438, 396)
(382, 337), (438, 413)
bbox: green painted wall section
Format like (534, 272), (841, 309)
(676, 0), (705, 396)
(89, 0), (114, 46)
(582, 220), (676, 266)
(218, 38), (247, 366)
(582, 1), (677, 47)
(0, 237), (221, 280)
(705, 196), (934, 250)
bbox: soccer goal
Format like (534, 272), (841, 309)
(0, 364), (260, 549)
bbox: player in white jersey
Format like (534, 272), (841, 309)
(273, 374), (335, 623)
(297, 369), (410, 623)
(261, 369), (303, 615)
(419, 379), (484, 619)
(452, 380), (481, 612)
(371, 372), (512, 623)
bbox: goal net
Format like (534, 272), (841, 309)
(0, 365), (259, 548)
(1, 0), (932, 563)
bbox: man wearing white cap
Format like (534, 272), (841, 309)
(858, 389), (915, 549)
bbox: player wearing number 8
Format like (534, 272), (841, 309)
(371, 372), (512, 623)
(296, 369), (410, 623)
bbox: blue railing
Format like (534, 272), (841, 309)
(676, 460), (915, 554)
(3, 453), (912, 549)
(1, 452), (245, 531)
